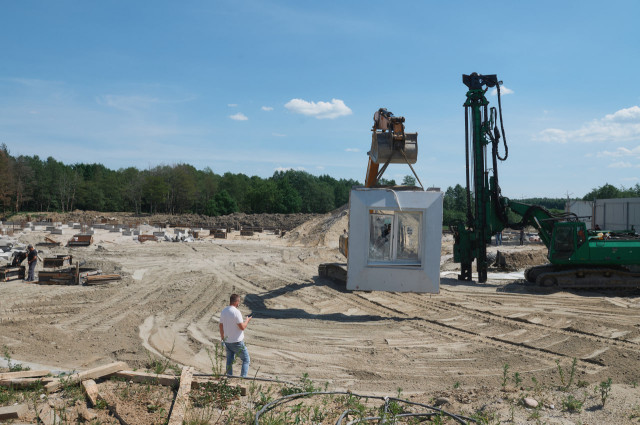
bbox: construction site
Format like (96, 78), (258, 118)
(1, 72), (640, 424)
(1, 201), (640, 424)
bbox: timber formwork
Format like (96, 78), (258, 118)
(68, 234), (93, 247)
(38, 266), (102, 285)
(37, 237), (61, 248)
(243, 226), (263, 233)
(138, 235), (158, 243)
(0, 266), (25, 282)
(42, 255), (73, 269)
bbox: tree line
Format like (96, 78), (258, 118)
(0, 144), (358, 216)
(441, 183), (640, 226)
(2, 144), (638, 220)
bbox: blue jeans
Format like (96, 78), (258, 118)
(225, 341), (250, 377)
(27, 262), (37, 281)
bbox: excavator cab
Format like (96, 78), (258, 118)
(550, 223), (576, 261)
(548, 221), (590, 264)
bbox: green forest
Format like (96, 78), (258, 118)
(1, 144), (638, 220)
(0, 144), (360, 217)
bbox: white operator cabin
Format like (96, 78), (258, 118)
(346, 187), (444, 293)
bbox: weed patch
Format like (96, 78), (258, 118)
(2, 345), (30, 372)
(190, 379), (241, 409)
(562, 394), (583, 412)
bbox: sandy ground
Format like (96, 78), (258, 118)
(2, 216), (640, 423)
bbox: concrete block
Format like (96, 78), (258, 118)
(346, 188), (443, 293)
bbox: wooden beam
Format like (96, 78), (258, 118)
(0, 404), (27, 420)
(167, 366), (194, 425)
(45, 361), (128, 393)
(0, 377), (56, 389)
(82, 379), (101, 407)
(37, 404), (61, 425)
(0, 369), (50, 380)
(112, 371), (247, 395)
(113, 370), (179, 387)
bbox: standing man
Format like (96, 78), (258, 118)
(26, 244), (37, 282)
(219, 294), (252, 377)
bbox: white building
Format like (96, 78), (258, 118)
(567, 198), (640, 231)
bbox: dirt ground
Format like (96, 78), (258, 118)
(2, 211), (640, 424)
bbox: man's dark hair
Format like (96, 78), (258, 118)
(230, 294), (241, 304)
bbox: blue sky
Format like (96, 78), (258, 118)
(1, 0), (639, 198)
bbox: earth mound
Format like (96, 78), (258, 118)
(285, 204), (349, 249)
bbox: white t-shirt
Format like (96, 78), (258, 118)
(220, 305), (244, 343)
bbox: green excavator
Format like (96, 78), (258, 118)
(452, 72), (640, 288)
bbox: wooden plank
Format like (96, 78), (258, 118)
(0, 377), (56, 389)
(0, 404), (28, 420)
(85, 274), (122, 283)
(45, 361), (128, 393)
(82, 379), (100, 406)
(37, 404), (61, 425)
(0, 369), (50, 380)
(113, 370), (179, 387)
(167, 366), (194, 425)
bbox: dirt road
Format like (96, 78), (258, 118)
(1, 221), (640, 423)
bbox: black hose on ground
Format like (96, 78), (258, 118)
(254, 390), (476, 425)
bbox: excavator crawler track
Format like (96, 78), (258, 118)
(526, 264), (640, 290)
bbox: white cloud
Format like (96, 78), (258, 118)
(537, 105), (640, 143)
(608, 161), (633, 168)
(597, 145), (640, 158)
(316, 166), (325, 170)
(605, 106), (640, 122)
(228, 103), (238, 107)
(275, 166), (306, 172)
(261, 106), (274, 111)
(230, 113), (248, 121)
(98, 95), (160, 112)
(284, 98), (352, 119)
(345, 148), (360, 152)
(490, 86), (514, 96)
(97, 93), (196, 113)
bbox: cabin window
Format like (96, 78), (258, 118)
(553, 226), (575, 259)
(368, 210), (422, 265)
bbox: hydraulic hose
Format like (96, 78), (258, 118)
(254, 390), (476, 425)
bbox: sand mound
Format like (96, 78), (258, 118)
(492, 248), (549, 270)
(285, 205), (349, 249)
(11, 210), (318, 231)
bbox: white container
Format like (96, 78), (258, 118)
(346, 188), (443, 293)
